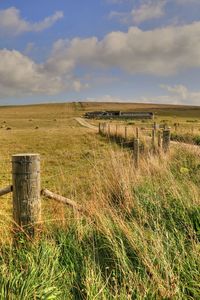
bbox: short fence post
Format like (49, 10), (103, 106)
(136, 127), (139, 138)
(98, 123), (101, 134)
(12, 154), (41, 239)
(158, 130), (162, 148)
(162, 129), (171, 153)
(152, 129), (156, 152)
(153, 122), (157, 132)
(125, 126), (127, 140)
(133, 138), (140, 168)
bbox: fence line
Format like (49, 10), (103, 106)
(99, 122), (171, 167)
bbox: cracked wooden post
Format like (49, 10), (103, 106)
(134, 138), (140, 168)
(162, 129), (171, 153)
(12, 154), (41, 239)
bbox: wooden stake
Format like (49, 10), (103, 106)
(136, 127), (139, 138)
(134, 138), (140, 168)
(125, 126), (127, 140)
(158, 130), (162, 148)
(152, 129), (156, 152)
(162, 129), (171, 153)
(153, 122), (157, 132)
(12, 154), (41, 238)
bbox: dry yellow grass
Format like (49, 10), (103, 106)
(0, 102), (199, 299)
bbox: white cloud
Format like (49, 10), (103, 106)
(0, 7), (63, 36)
(131, 1), (166, 24)
(48, 21), (200, 76)
(85, 95), (124, 102)
(109, 0), (200, 25)
(109, 0), (166, 24)
(84, 85), (200, 105)
(0, 49), (85, 98)
(161, 84), (200, 105)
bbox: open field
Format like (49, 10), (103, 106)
(0, 102), (200, 299)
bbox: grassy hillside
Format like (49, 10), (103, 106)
(0, 102), (199, 299)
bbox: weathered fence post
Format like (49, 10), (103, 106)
(133, 138), (140, 168)
(158, 130), (162, 148)
(12, 154), (41, 239)
(102, 123), (106, 135)
(162, 129), (171, 153)
(98, 123), (101, 134)
(153, 122), (157, 132)
(152, 129), (156, 152)
(125, 126), (127, 140)
(136, 127), (139, 139)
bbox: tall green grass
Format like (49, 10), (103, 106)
(0, 146), (199, 299)
(171, 132), (200, 146)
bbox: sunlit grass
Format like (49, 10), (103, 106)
(0, 102), (199, 299)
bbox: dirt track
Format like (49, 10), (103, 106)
(75, 118), (98, 131)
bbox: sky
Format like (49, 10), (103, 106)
(0, 0), (200, 106)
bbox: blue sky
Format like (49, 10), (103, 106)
(0, 0), (200, 105)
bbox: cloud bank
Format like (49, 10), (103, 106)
(48, 21), (200, 76)
(1, 20), (200, 104)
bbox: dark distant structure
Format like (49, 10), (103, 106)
(84, 111), (154, 120)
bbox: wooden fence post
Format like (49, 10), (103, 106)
(158, 130), (162, 148)
(102, 123), (106, 135)
(153, 122), (157, 132)
(152, 129), (156, 152)
(136, 127), (139, 138)
(98, 123), (101, 134)
(162, 129), (171, 153)
(134, 138), (140, 168)
(12, 154), (41, 239)
(125, 126), (127, 140)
